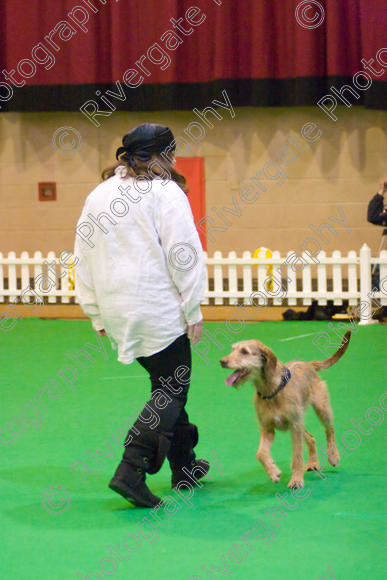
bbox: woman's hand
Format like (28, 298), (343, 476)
(188, 320), (203, 345)
(97, 329), (107, 336)
(378, 178), (387, 195)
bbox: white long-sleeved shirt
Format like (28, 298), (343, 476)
(74, 167), (206, 364)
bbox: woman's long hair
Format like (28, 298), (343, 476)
(101, 153), (189, 194)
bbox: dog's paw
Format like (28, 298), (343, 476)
(287, 479), (304, 489)
(305, 460), (319, 471)
(327, 449), (340, 467)
(268, 468), (281, 483)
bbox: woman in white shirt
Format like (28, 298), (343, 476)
(75, 124), (209, 507)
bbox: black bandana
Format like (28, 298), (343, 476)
(115, 123), (175, 167)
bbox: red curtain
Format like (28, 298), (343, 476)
(0, 0), (385, 111)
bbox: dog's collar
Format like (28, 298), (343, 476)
(257, 368), (291, 400)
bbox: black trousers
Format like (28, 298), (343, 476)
(121, 333), (194, 473)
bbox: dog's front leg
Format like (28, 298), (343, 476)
(288, 424), (305, 489)
(256, 429), (281, 483)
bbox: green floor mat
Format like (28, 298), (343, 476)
(0, 319), (385, 579)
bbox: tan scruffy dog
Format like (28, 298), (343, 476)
(220, 332), (351, 489)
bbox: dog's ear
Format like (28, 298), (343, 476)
(262, 347), (278, 374)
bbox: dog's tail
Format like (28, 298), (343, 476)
(310, 331), (351, 372)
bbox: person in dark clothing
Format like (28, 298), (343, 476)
(367, 178), (387, 297)
(367, 178), (387, 226)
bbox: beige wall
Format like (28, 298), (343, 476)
(0, 106), (386, 257)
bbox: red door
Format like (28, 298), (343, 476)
(175, 157), (206, 250)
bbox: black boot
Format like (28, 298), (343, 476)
(109, 432), (170, 508)
(168, 423), (210, 488)
(171, 458), (210, 488)
(109, 460), (162, 508)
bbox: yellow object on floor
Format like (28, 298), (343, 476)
(253, 247), (273, 291)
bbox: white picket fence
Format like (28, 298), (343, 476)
(203, 245), (387, 323)
(0, 244), (386, 324)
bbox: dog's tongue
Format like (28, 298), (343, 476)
(225, 370), (242, 386)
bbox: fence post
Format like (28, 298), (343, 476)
(0, 252), (4, 303)
(359, 243), (372, 325)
